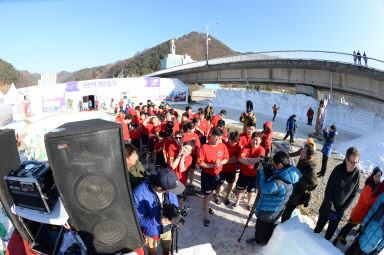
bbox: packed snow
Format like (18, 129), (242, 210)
(209, 89), (384, 172)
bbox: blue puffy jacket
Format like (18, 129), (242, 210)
(359, 193), (384, 254)
(286, 116), (297, 134)
(321, 130), (338, 157)
(256, 165), (301, 223)
(133, 178), (179, 238)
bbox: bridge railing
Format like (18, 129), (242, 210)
(145, 50), (384, 76)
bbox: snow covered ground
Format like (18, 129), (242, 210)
(191, 89), (384, 173)
(1, 89), (384, 254)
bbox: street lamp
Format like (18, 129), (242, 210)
(206, 22), (218, 66)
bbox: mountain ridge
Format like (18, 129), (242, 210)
(0, 31), (238, 92)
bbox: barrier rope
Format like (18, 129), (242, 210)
(310, 192), (361, 225)
(299, 205), (357, 243)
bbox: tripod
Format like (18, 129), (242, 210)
(237, 191), (261, 242)
(170, 225), (179, 255)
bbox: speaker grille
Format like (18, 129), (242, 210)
(94, 219), (127, 245)
(45, 119), (144, 254)
(75, 175), (116, 212)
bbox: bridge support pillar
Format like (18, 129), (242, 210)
(295, 84), (320, 99)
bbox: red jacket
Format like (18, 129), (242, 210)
(307, 109), (314, 118)
(350, 184), (379, 223)
(260, 121), (273, 155)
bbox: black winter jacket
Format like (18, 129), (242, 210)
(287, 157), (318, 206)
(320, 161), (360, 215)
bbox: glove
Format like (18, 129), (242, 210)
(241, 112), (247, 118)
(328, 211), (342, 221)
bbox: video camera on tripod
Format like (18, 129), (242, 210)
(162, 203), (184, 255)
(254, 155), (275, 179)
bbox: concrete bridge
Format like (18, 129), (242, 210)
(145, 51), (384, 103)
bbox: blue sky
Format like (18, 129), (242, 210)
(1, 0), (383, 73)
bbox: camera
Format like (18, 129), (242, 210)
(254, 155), (275, 179)
(162, 203), (185, 228)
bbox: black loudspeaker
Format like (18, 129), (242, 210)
(44, 119), (144, 254)
(0, 129), (35, 243)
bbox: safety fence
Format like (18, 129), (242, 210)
(146, 50), (384, 77)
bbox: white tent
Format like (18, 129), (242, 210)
(4, 83), (24, 104)
(5, 84), (26, 121)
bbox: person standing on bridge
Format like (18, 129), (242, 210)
(353, 50), (357, 65)
(363, 52), (368, 67)
(357, 51), (362, 65)
(272, 104), (279, 121)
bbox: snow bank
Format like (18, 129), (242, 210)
(336, 130), (384, 172)
(176, 243), (216, 255)
(212, 90), (384, 134)
(262, 216), (343, 255)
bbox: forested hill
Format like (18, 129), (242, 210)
(64, 31), (238, 81)
(0, 59), (40, 93)
(0, 31), (238, 91)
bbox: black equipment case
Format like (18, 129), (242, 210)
(4, 160), (58, 213)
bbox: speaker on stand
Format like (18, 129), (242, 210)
(44, 119), (144, 254)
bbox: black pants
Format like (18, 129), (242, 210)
(273, 112), (277, 121)
(283, 131), (295, 143)
(281, 204), (297, 223)
(337, 221), (357, 240)
(308, 117), (313, 125)
(255, 218), (275, 245)
(314, 207), (341, 240)
(345, 239), (370, 255)
(319, 154), (329, 175)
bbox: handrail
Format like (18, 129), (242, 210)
(144, 50), (384, 77)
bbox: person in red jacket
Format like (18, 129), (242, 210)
(233, 132), (265, 210)
(128, 103), (136, 116)
(153, 132), (167, 171)
(307, 107), (314, 125)
(210, 110), (227, 128)
(260, 121), (274, 156)
(239, 121), (256, 148)
(143, 115), (161, 169)
(115, 110), (131, 143)
(208, 119), (228, 143)
(118, 99), (124, 110)
(185, 106), (194, 120)
(333, 167), (383, 246)
(130, 123), (142, 152)
(197, 128), (229, 227)
(167, 139), (194, 214)
(217, 131), (240, 205)
(182, 122), (201, 191)
(197, 110), (210, 145)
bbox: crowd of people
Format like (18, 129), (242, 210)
(114, 99), (384, 255)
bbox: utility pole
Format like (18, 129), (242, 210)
(206, 22), (218, 66)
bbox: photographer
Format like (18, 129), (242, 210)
(246, 151), (301, 246)
(281, 144), (318, 222)
(134, 169), (185, 255)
